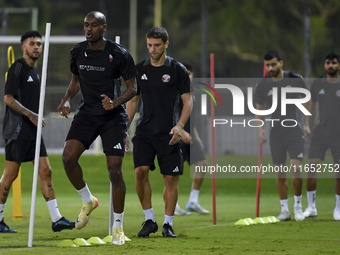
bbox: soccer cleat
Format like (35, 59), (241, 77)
(162, 223), (177, 238)
(303, 207), (317, 218)
(294, 206), (305, 221)
(111, 227), (125, 245)
(186, 202), (209, 215)
(277, 210), (291, 221)
(333, 210), (340, 221)
(0, 219), (17, 233)
(52, 217), (75, 232)
(137, 219), (158, 237)
(75, 196), (99, 229)
(174, 205), (191, 216)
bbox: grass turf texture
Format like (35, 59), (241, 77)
(0, 153), (339, 254)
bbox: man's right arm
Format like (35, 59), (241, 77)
(4, 94), (46, 127)
(57, 74), (80, 118)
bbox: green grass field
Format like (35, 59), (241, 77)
(0, 153), (339, 254)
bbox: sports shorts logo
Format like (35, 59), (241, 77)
(173, 166), (179, 172)
(113, 143), (122, 150)
(162, 74), (171, 83)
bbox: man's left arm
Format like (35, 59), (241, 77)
(169, 92), (192, 145)
(101, 77), (137, 111)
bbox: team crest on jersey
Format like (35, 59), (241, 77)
(109, 54), (113, 62)
(336, 90), (340, 97)
(162, 74), (171, 83)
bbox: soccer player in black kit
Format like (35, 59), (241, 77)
(0, 31), (74, 233)
(57, 11), (137, 245)
(255, 50), (311, 221)
(303, 52), (340, 221)
(126, 27), (192, 238)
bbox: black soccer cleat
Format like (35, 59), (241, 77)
(52, 217), (75, 233)
(0, 219), (17, 233)
(137, 219), (158, 237)
(162, 223), (177, 238)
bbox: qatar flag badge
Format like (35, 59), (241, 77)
(109, 54), (113, 62)
(162, 74), (171, 83)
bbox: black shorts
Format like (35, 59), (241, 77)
(66, 113), (128, 157)
(270, 130), (305, 165)
(132, 135), (183, 175)
(308, 133), (340, 162)
(182, 138), (206, 165)
(5, 138), (48, 163)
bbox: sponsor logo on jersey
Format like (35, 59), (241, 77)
(319, 89), (325, 94)
(336, 90), (340, 97)
(162, 74), (171, 83)
(141, 74), (148, 80)
(27, 76), (34, 82)
(79, 65), (105, 72)
(109, 54), (113, 62)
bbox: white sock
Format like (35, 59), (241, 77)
(0, 203), (5, 221)
(188, 189), (199, 204)
(163, 215), (174, 226)
(46, 199), (62, 223)
(294, 195), (302, 208)
(307, 190), (316, 209)
(143, 208), (155, 222)
(77, 184), (92, 203)
(280, 199), (289, 212)
(335, 195), (340, 211)
(112, 212), (124, 228)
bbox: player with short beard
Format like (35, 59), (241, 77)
(304, 52), (340, 221)
(255, 50), (312, 221)
(0, 30), (75, 233)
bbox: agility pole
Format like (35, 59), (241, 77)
(28, 23), (51, 248)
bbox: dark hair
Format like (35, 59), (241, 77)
(183, 63), (193, 73)
(21, 30), (42, 44)
(146, 27), (169, 43)
(325, 52), (339, 62)
(264, 50), (282, 61)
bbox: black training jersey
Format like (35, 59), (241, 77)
(3, 58), (41, 140)
(310, 77), (340, 137)
(255, 71), (307, 133)
(70, 40), (136, 116)
(135, 57), (191, 140)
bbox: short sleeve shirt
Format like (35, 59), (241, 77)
(135, 57), (191, 140)
(3, 58), (40, 140)
(70, 40), (136, 116)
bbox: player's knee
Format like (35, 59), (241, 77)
(135, 167), (148, 181)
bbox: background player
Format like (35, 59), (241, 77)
(303, 52), (340, 220)
(175, 63), (209, 216)
(0, 30), (74, 233)
(255, 50), (311, 221)
(57, 11), (137, 245)
(126, 27), (192, 238)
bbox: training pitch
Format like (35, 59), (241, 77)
(0, 154), (339, 254)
